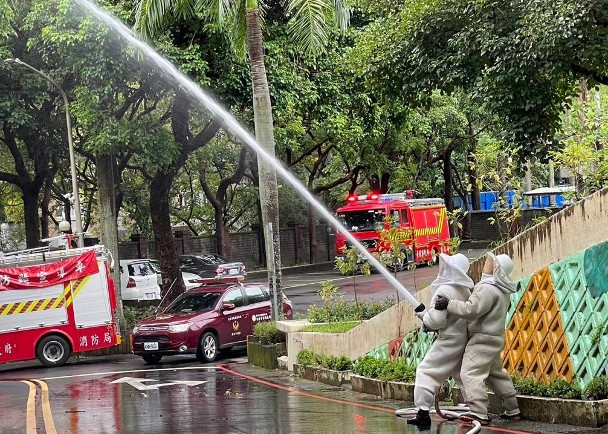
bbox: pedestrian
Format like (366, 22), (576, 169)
(407, 253), (474, 429)
(434, 252), (521, 425)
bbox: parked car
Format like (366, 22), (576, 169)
(132, 280), (292, 364)
(149, 260), (201, 290)
(119, 259), (161, 301)
(179, 254), (246, 280)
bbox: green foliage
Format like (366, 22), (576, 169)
(296, 349), (353, 371)
(335, 245), (371, 276)
(511, 375), (582, 400)
(302, 321), (361, 333)
(590, 324), (605, 347)
(124, 305), (158, 331)
(583, 376), (608, 401)
(307, 298), (396, 323)
(252, 321), (286, 344)
(352, 356), (416, 383)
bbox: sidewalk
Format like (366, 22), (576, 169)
(227, 363), (608, 434)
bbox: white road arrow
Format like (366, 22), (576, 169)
(110, 377), (206, 391)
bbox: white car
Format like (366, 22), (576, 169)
(182, 271), (204, 290)
(119, 259), (161, 301)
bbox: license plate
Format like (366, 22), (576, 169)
(229, 269), (238, 275)
(144, 342), (158, 351)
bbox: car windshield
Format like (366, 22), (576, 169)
(149, 260), (161, 274)
(338, 209), (386, 232)
(166, 293), (221, 313)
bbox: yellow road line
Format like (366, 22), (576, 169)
(32, 380), (58, 434)
(20, 380), (37, 434)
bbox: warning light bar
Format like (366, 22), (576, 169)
(193, 276), (244, 285)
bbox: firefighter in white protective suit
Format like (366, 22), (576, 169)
(434, 252), (521, 425)
(407, 253), (474, 429)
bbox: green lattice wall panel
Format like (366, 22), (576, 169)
(550, 248), (608, 388)
(399, 328), (436, 366)
(506, 274), (530, 328)
(584, 240), (608, 298)
(366, 343), (389, 360)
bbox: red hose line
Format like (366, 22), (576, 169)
(217, 364), (534, 434)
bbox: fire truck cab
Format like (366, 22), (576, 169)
(335, 191), (451, 269)
(0, 245), (120, 367)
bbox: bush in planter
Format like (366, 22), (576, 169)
(296, 350), (353, 371)
(511, 375), (583, 399)
(584, 376), (608, 400)
(353, 356), (416, 383)
(307, 298), (396, 323)
(253, 321), (285, 344)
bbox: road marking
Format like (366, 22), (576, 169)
(32, 380), (57, 434)
(40, 365), (218, 381)
(110, 376), (207, 391)
(20, 380), (37, 434)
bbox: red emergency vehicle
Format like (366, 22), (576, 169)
(0, 245), (120, 367)
(335, 191), (451, 268)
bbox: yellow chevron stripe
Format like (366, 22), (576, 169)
(64, 276), (91, 308)
(50, 285), (70, 309)
(38, 297), (52, 311)
(25, 301), (38, 313)
(13, 301), (27, 314)
(1, 303), (14, 316)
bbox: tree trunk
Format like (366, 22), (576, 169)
(214, 203), (228, 257)
(150, 170), (185, 306)
(40, 175), (53, 239)
(96, 154), (125, 331)
(442, 149), (456, 236)
(22, 189), (40, 248)
(468, 150), (481, 210)
(246, 8), (283, 318)
(308, 203), (317, 262)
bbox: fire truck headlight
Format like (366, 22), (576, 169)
(169, 323), (190, 333)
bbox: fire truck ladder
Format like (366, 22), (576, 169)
(380, 193), (445, 207)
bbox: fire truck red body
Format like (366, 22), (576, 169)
(335, 191), (451, 266)
(0, 245), (120, 367)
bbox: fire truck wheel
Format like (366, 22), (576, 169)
(142, 354), (163, 364)
(36, 335), (71, 367)
(198, 331), (218, 363)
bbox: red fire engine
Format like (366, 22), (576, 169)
(335, 191), (451, 268)
(0, 245), (120, 367)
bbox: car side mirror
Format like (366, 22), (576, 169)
(222, 303), (235, 311)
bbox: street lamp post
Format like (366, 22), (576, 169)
(4, 58), (84, 247)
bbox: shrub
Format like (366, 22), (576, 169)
(252, 321), (286, 344)
(307, 298), (396, 323)
(296, 350), (353, 371)
(124, 305), (157, 331)
(584, 376), (608, 400)
(352, 356), (416, 383)
(511, 375), (583, 400)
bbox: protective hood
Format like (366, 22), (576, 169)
(431, 253), (474, 292)
(480, 252), (516, 294)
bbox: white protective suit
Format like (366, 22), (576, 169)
(413, 253), (474, 411)
(446, 253), (520, 421)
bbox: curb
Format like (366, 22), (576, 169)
(246, 261), (335, 280)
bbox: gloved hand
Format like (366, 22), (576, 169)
(434, 295), (449, 311)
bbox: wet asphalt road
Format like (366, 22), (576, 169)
(0, 354), (554, 434)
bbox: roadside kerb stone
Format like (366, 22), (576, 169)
(489, 392), (608, 427)
(351, 375), (415, 401)
(293, 364), (352, 387)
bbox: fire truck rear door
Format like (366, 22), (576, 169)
(72, 260), (113, 327)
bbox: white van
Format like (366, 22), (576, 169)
(119, 259), (161, 301)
